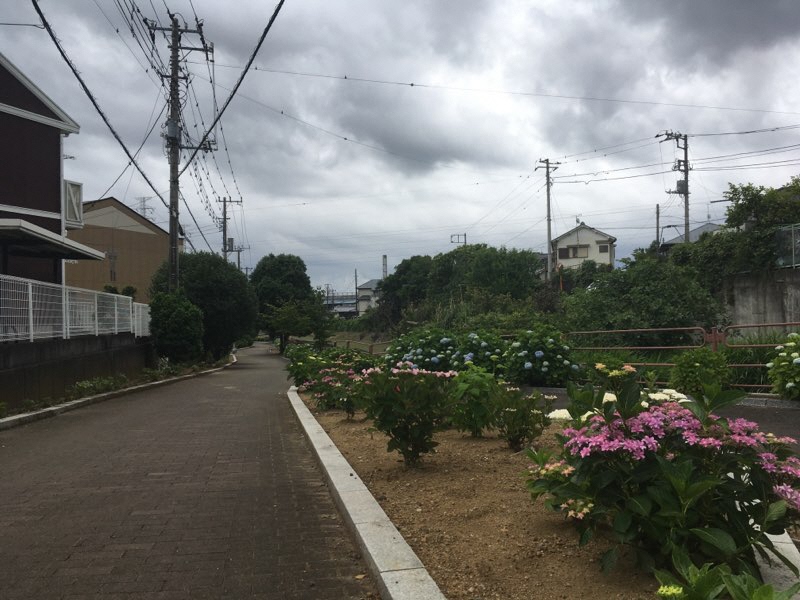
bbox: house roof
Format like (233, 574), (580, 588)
(552, 222), (616, 244)
(82, 197), (169, 237)
(357, 278), (382, 290)
(0, 51), (79, 134)
(0, 219), (104, 260)
(662, 222), (721, 245)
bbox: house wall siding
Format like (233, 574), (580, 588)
(0, 112), (61, 221)
(65, 202), (169, 302)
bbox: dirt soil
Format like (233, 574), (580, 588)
(301, 396), (657, 600)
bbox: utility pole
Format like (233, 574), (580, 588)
(145, 14), (212, 291)
(658, 131), (690, 243)
(535, 158), (560, 281)
(220, 196), (243, 263)
(231, 244), (249, 270)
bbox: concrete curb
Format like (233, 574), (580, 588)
(758, 531), (800, 597)
(286, 386), (446, 600)
(0, 353), (237, 432)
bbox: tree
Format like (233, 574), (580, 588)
(375, 254), (433, 328)
(151, 252), (258, 359)
(562, 252), (722, 336)
(248, 253), (330, 351)
(725, 178), (800, 230)
(250, 253), (313, 312)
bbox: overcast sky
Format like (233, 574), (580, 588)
(4, 1), (800, 292)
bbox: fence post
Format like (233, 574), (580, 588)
(64, 288), (70, 339)
(94, 293), (99, 336)
(27, 281), (34, 342)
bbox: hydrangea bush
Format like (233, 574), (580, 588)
(766, 333), (800, 401)
(500, 326), (576, 386)
(495, 386), (553, 451)
(527, 380), (800, 576)
(385, 326), (579, 387)
(359, 362), (457, 466)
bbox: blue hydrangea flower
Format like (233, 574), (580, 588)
(431, 356), (440, 364)
(571, 364), (580, 371)
(524, 361), (533, 370)
(793, 358), (800, 365)
(534, 350), (544, 359)
(541, 367), (548, 372)
(481, 341), (488, 348)
(464, 352), (474, 362)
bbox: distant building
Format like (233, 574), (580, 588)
(356, 278), (381, 314)
(660, 222), (721, 252)
(551, 222), (616, 272)
(64, 197), (175, 302)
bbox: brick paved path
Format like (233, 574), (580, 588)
(0, 344), (378, 599)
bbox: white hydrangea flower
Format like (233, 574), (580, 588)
(547, 409), (571, 420)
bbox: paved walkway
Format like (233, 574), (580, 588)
(0, 344), (378, 599)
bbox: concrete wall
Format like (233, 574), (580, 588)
(727, 268), (800, 325)
(0, 334), (153, 411)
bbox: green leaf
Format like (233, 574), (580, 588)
(690, 527), (737, 559)
(578, 527), (593, 547)
(671, 547), (698, 583)
(765, 499), (787, 525)
(600, 547), (619, 573)
(627, 495), (652, 516)
(612, 510), (632, 534)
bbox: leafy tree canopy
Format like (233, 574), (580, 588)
(250, 253), (313, 311)
(151, 252), (258, 359)
(563, 252), (722, 333)
(724, 177), (800, 230)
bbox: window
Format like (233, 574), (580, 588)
(598, 244), (609, 253)
(570, 245), (589, 258)
(557, 248), (569, 259)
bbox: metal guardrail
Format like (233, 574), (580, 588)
(0, 273), (150, 342)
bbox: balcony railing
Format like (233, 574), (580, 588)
(0, 273), (150, 342)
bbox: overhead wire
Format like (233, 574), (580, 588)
(178, 0), (287, 177)
(199, 62), (800, 116)
(32, 0), (172, 214)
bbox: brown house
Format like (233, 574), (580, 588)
(65, 197), (171, 303)
(0, 51), (102, 283)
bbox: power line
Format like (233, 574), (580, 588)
(200, 62), (800, 116)
(32, 0), (170, 214)
(179, 0), (287, 177)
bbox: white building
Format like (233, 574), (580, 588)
(551, 222), (616, 272)
(356, 279), (381, 314)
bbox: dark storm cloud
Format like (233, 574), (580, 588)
(622, 0), (800, 69)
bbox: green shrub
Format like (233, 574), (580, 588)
(149, 292), (205, 363)
(67, 375), (128, 400)
(359, 364), (456, 466)
(449, 365), (501, 437)
(495, 386), (552, 451)
(766, 333), (800, 400)
(669, 347), (729, 398)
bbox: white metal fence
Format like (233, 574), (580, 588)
(0, 274), (150, 343)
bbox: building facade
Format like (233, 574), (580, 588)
(551, 222), (616, 272)
(65, 197), (171, 303)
